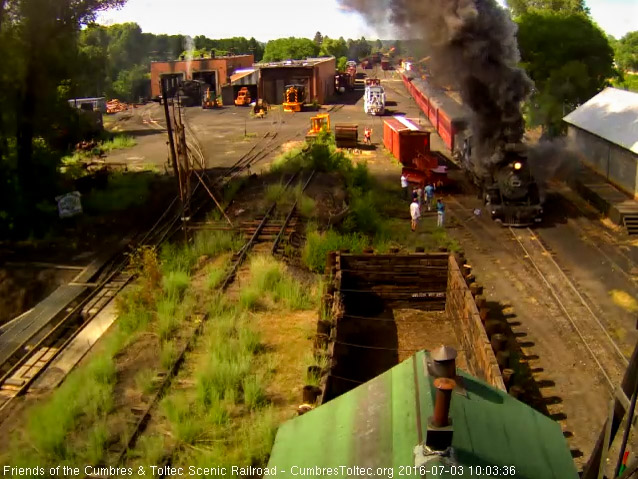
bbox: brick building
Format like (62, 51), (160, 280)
(257, 57), (336, 105)
(150, 53), (254, 98)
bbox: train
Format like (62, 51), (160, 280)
(401, 72), (543, 226)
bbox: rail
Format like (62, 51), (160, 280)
(113, 168), (316, 468)
(0, 120), (296, 416)
(271, 170), (316, 255)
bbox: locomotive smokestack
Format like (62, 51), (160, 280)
(337, 0), (533, 175)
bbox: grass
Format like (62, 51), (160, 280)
(156, 299), (279, 470)
(135, 368), (157, 396)
(265, 182), (287, 203)
(160, 340), (178, 370)
(102, 134), (137, 152)
(161, 393), (203, 445)
(160, 230), (241, 275)
(22, 352), (117, 461)
(242, 256), (316, 311)
(206, 266), (226, 290)
(298, 194), (316, 218)
(302, 230), (369, 273)
(84, 421), (109, 464)
(223, 175), (250, 205)
(83, 171), (155, 214)
(162, 270), (190, 300)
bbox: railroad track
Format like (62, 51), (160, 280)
(112, 169), (316, 470)
(0, 111), (297, 417)
(448, 196), (628, 393)
(510, 226), (628, 391)
(0, 197), (185, 415)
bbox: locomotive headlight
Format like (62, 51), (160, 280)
(513, 161), (522, 170)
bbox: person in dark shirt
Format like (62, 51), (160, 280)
(436, 198), (445, 227)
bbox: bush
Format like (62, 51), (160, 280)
(83, 172), (154, 214)
(343, 191), (382, 236)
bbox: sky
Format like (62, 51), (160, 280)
(96, 0), (638, 41)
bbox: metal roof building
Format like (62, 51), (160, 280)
(268, 350), (578, 478)
(563, 88), (638, 199)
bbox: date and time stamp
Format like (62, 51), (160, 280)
(4, 464), (519, 477)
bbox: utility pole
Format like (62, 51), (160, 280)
(582, 342), (638, 479)
(162, 79), (181, 198)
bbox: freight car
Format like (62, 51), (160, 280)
(401, 72), (543, 226)
(383, 116), (450, 188)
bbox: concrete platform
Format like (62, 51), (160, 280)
(31, 299), (119, 391)
(573, 166), (638, 227)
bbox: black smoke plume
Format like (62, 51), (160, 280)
(339, 0), (534, 177)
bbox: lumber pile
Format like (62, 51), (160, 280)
(106, 99), (130, 114)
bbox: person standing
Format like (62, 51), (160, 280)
(436, 198), (445, 227)
(424, 183), (434, 211)
(410, 197), (421, 232)
(416, 185), (423, 209)
(364, 127), (372, 145)
(401, 174), (408, 200)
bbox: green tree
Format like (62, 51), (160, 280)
(615, 31), (638, 72)
(313, 31), (323, 45)
(0, 0), (126, 236)
(506, 0), (589, 16)
(262, 37), (320, 62)
(319, 36), (348, 58)
(112, 65), (150, 102)
(517, 10), (615, 135)
(375, 39), (383, 50)
(337, 56), (348, 72)
(347, 37), (372, 60)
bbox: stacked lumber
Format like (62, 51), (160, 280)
(106, 99), (129, 114)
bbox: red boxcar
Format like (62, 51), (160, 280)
(383, 117), (430, 164)
(383, 116), (450, 187)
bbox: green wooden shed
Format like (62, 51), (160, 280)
(267, 350), (578, 478)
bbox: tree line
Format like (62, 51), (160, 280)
(509, 0), (635, 136)
(78, 23), (264, 102)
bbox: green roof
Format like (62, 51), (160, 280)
(268, 351), (577, 478)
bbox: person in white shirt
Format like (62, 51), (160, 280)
(401, 174), (408, 201)
(410, 198), (421, 232)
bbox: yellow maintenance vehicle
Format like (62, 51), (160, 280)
(235, 87), (251, 106)
(202, 88), (222, 109)
(283, 84), (305, 112)
(306, 113), (330, 141)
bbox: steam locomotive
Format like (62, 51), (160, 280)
(401, 71), (543, 226)
(458, 137), (543, 226)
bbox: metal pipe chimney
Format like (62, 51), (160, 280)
(432, 377), (455, 428)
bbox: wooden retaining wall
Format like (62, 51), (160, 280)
(446, 255), (506, 391)
(300, 251), (505, 412)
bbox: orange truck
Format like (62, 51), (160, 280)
(235, 87), (251, 106)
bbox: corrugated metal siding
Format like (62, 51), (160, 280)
(569, 126), (638, 196)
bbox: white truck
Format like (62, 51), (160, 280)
(364, 84), (386, 116)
